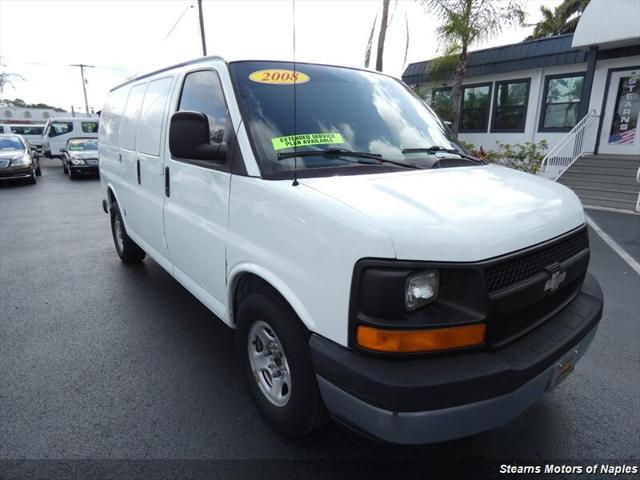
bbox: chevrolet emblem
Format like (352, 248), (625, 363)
(544, 267), (566, 292)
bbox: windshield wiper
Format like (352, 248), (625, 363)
(277, 148), (420, 169)
(402, 146), (485, 163)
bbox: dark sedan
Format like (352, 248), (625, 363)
(0, 135), (40, 185)
(61, 138), (99, 179)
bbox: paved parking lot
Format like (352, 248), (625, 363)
(1, 158), (639, 478)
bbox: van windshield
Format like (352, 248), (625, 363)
(229, 61), (466, 177)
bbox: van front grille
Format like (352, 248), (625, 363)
(485, 228), (589, 293)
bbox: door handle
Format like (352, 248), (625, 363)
(164, 166), (170, 197)
(118, 153), (122, 162)
(136, 159), (141, 185)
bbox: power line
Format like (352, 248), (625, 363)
(163, 3), (194, 42)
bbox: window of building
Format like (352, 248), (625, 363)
(48, 121), (73, 137)
(4, 110), (12, 117)
(460, 83), (492, 132)
(178, 70), (228, 144)
(81, 121), (99, 133)
(540, 74), (584, 131)
(42, 112), (50, 119)
(431, 87), (453, 123)
(491, 79), (530, 132)
(23, 111), (32, 119)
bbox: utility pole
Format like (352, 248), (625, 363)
(197, 0), (207, 56)
(70, 64), (94, 116)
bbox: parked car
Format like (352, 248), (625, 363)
(99, 58), (603, 445)
(0, 134), (40, 184)
(0, 124), (45, 155)
(60, 138), (99, 179)
(42, 117), (99, 158)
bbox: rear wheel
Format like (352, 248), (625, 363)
(236, 290), (327, 437)
(110, 201), (145, 264)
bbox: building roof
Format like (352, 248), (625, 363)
(402, 34), (587, 86)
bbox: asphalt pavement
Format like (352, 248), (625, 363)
(1, 158), (638, 479)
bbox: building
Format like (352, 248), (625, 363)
(0, 107), (66, 125)
(403, 0), (640, 212)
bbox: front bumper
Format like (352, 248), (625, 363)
(69, 164), (99, 175)
(0, 166), (33, 180)
(311, 273), (603, 444)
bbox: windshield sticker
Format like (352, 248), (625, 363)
(249, 69), (310, 85)
(271, 133), (344, 151)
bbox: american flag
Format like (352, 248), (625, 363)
(609, 129), (636, 145)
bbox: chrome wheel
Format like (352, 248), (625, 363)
(248, 320), (291, 407)
(113, 214), (125, 253)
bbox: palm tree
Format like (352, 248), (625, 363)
(527, 0), (590, 40)
(376, 0), (391, 72)
(422, 0), (525, 135)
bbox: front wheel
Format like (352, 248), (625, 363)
(110, 201), (146, 264)
(236, 291), (327, 437)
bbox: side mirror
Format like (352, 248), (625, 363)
(169, 111), (227, 162)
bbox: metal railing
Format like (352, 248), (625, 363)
(636, 168), (640, 213)
(538, 110), (599, 181)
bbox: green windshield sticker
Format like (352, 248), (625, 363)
(271, 133), (345, 151)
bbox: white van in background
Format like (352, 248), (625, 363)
(42, 117), (99, 158)
(0, 124), (45, 154)
(98, 56), (603, 444)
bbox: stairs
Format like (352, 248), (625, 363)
(558, 154), (640, 212)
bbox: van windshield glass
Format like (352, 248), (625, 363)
(229, 61), (464, 176)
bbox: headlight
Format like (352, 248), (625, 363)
(70, 157), (86, 165)
(405, 270), (439, 311)
(11, 154), (31, 166)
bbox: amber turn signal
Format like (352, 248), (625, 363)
(356, 324), (486, 353)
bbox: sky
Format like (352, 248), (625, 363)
(0, 0), (563, 114)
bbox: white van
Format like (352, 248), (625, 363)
(99, 57), (603, 444)
(0, 124), (45, 154)
(42, 117), (99, 158)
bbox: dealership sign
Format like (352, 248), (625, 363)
(609, 75), (639, 145)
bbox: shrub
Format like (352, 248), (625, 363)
(462, 140), (548, 174)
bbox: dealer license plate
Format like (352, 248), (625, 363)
(547, 348), (580, 391)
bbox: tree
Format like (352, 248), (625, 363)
(422, 0), (525, 135)
(0, 61), (25, 94)
(526, 0), (589, 40)
(375, 0), (391, 72)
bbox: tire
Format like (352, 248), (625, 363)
(236, 291), (327, 437)
(110, 201), (146, 264)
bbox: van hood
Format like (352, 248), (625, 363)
(301, 165), (585, 262)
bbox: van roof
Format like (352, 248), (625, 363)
(0, 123), (46, 127)
(110, 55), (398, 93)
(47, 117), (99, 122)
(110, 55), (226, 92)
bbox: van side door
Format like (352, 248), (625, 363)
(127, 76), (174, 262)
(163, 69), (232, 317)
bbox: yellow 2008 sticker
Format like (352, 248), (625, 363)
(249, 69), (310, 85)
(272, 133), (344, 151)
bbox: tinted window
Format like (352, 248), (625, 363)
(120, 83), (146, 150)
(230, 61), (462, 176)
(9, 126), (44, 135)
(460, 84), (491, 132)
(48, 121), (73, 137)
(178, 70), (227, 143)
(137, 77), (173, 156)
(431, 88), (453, 122)
(81, 121), (99, 133)
(492, 80), (530, 131)
(542, 75), (584, 129)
